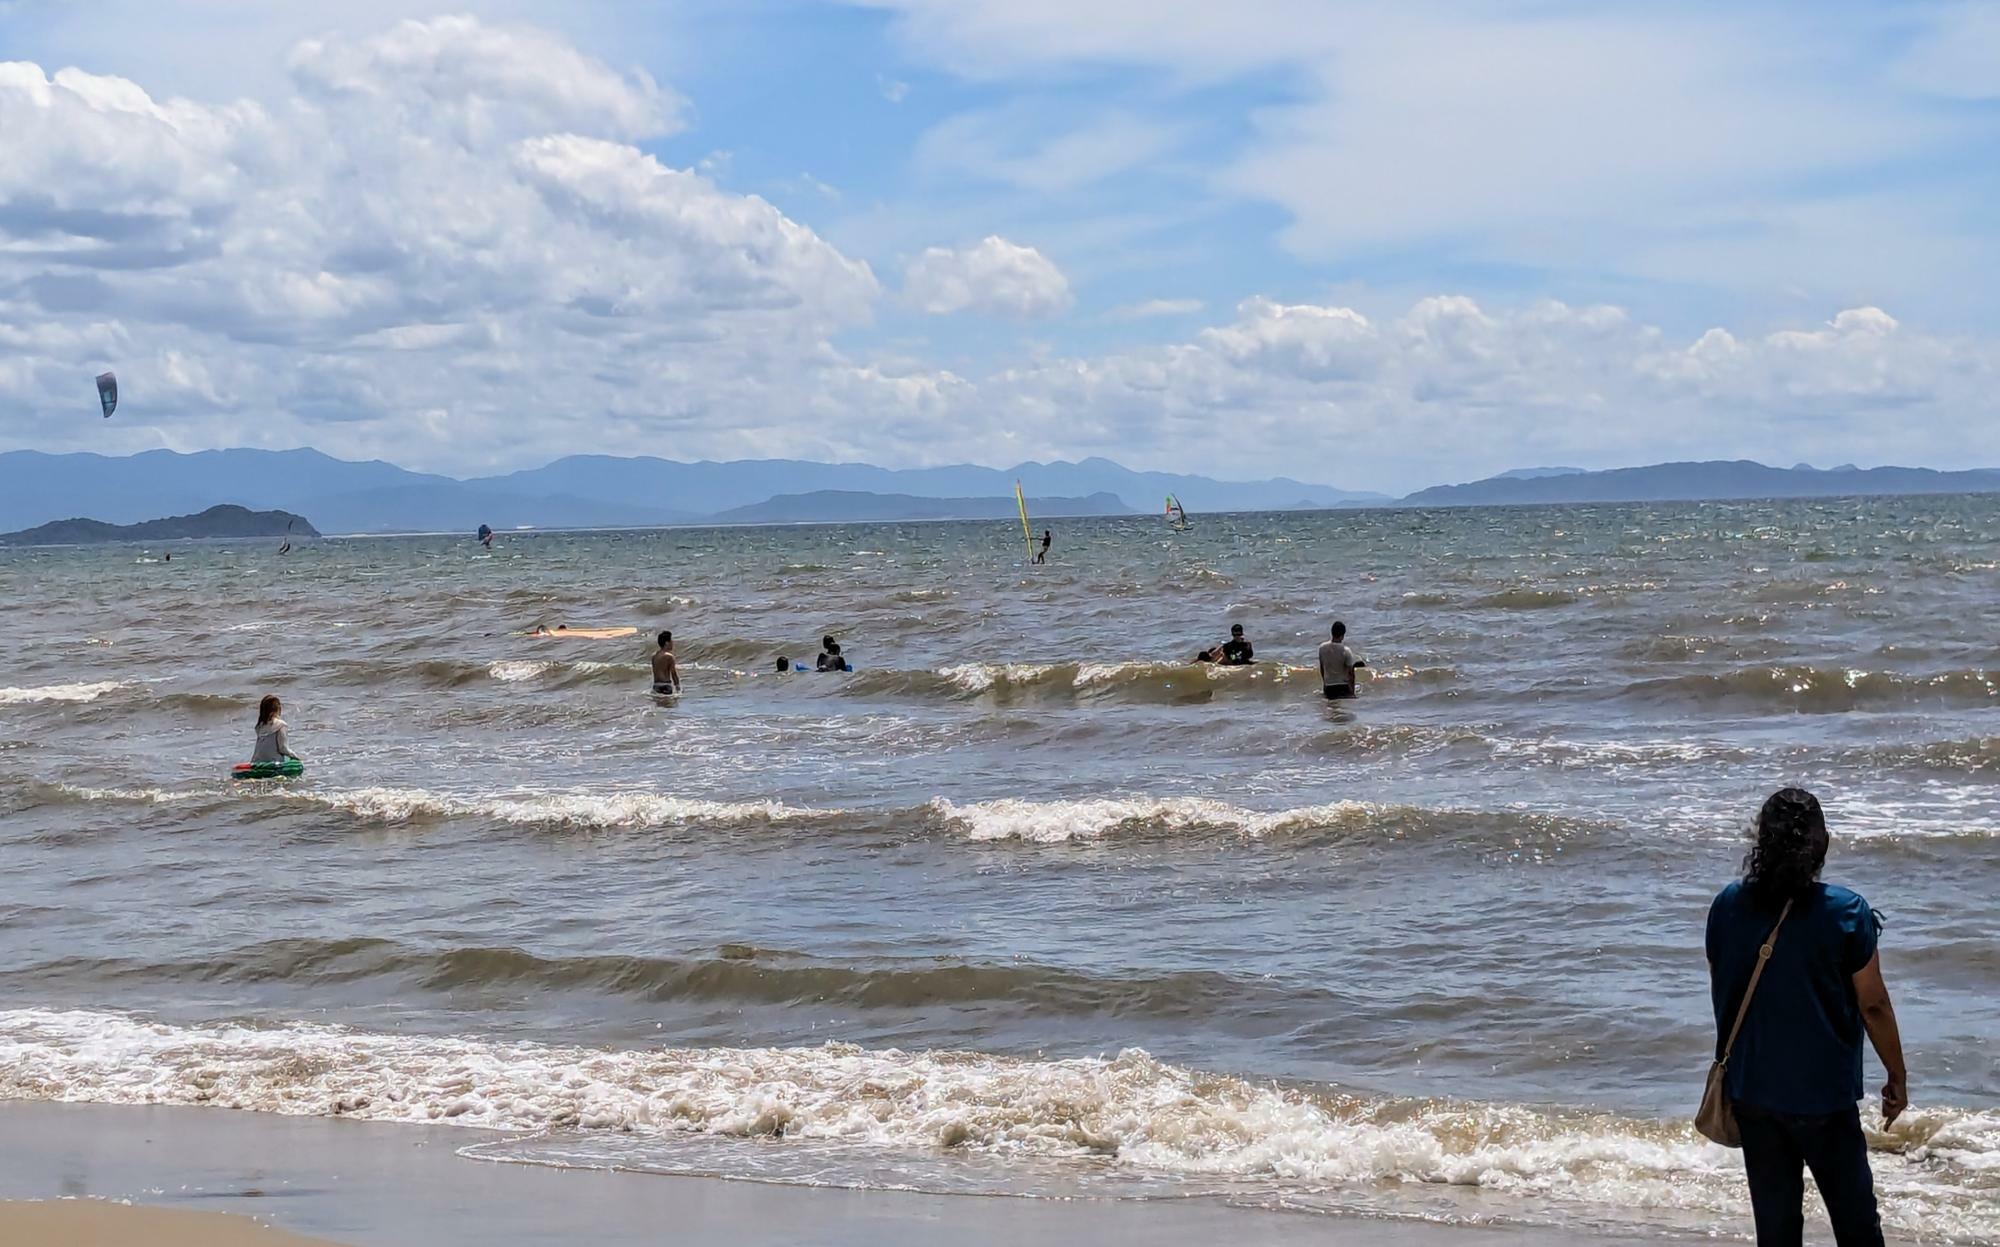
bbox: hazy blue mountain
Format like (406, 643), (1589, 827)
(0, 504), (316, 545)
(1495, 466), (1587, 480)
(484, 454), (1384, 514)
(1404, 460), (2000, 506)
(707, 491), (1133, 525)
(0, 449), (444, 531)
(0, 448), (1376, 532)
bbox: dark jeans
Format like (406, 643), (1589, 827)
(1736, 1103), (1883, 1247)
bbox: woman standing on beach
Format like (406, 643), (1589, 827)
(1706, 788), (1908, 1246)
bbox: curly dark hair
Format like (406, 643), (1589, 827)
(1743, 787), (1829, 902)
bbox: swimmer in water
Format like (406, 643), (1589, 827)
(816, 635), (850, 672)
(1196, 625), (1254, 665)
(250, 695), (302, 765)
(1219, 623), (1254, 666)
(651, 631), (681, 694)
(1318, 620), (1366, 699)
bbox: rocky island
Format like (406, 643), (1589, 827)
(0, 504), (317, 546)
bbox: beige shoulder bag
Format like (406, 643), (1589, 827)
(1696, 898), (1793, 1147)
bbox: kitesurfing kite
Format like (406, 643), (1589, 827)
(95, 371), (117, 418)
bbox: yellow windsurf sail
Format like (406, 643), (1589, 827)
(1015, 481), (1034, 561)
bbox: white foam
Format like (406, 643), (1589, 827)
(1, 1008), (1990, 1237)
(938, 663), (1057, 693)
(487, 660), (556, 682)
(928, 796), (1372, 843)
(295, 786), (831, 829)
(51, 783), (833, 829)
(0, 680), (124, 705)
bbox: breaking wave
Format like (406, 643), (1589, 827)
(30, 781), (1607, 850)
(1, 1009), (1992, 1239)
(0, 681), (125, 705)
(1617, 665), (1997, 713)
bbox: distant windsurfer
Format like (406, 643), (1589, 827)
(1318, 621), (1366, 699)
(1036, 529), (1052, 564)
(652, 631), (681, 695)
(478, 523), (494, 550)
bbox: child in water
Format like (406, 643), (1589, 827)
(250, 695), (302, 764)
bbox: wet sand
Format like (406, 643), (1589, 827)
(0, 1101), (1669, 1246)
(0, 1200), (338, 1246)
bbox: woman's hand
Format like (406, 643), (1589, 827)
(1882, 1078), (1908, 1125)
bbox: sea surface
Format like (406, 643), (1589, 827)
(1, 499), (1996, 1240)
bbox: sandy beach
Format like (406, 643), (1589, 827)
(0, 1101), (1678, 1247)
(0, 1200), (337, 1247)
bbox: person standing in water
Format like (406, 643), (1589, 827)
(1036, 529), (1052, 564)
(250, 695), (302, 764)
(1707, 788), (1905, 1246)
(1317, 621), (1365, 699)
(651, 631), (681, 694)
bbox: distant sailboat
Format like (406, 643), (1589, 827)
(1165, 494), (1192, 531)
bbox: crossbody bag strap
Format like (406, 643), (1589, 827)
(1717, 897), (1794, 1066)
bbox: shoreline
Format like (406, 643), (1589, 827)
(0, 1101), (1672, 1247)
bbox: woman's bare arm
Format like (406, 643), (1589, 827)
(1852, 951), (1907, 1123)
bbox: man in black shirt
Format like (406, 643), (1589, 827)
(1219, 623), (1253, 665)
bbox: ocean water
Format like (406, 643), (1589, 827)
(1, 499), (1996, 1240)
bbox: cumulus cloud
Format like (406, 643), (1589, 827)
(0, 17), (881, 469)
(3, 14), (1997, 492)
(958, 297), (2000, 490)
(902, 236), (1072, 317)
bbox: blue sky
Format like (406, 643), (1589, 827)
(2, 0), (1997, 491)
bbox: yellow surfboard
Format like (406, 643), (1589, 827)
(526, 627), (638, 640)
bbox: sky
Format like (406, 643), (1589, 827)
(1, 0), (1997, 494)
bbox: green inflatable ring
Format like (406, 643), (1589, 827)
(232, 758), (304, 780)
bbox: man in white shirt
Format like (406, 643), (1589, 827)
(1317, 620), (1366, 700)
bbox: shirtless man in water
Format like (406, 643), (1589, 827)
(651, 631), (681, 694)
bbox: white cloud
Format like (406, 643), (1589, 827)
(858, 1), (1988, 313)
(287, 15), (679, 145)
(902, 235), (1072, 317)
(4, 13), (1999, 493)
(958, 297), (2000, 491)
(0, 18), (881, 470)
(1107, 298), (1204, 320)
(914, 107), (1183, 194)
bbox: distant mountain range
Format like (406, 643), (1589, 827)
(1405, 460), (2000, 506)
(0, 449), (1995, 537)
(0, 504), (315, 546)
(710, 491), (1132, 524)
(0, 449), (1381, 534)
